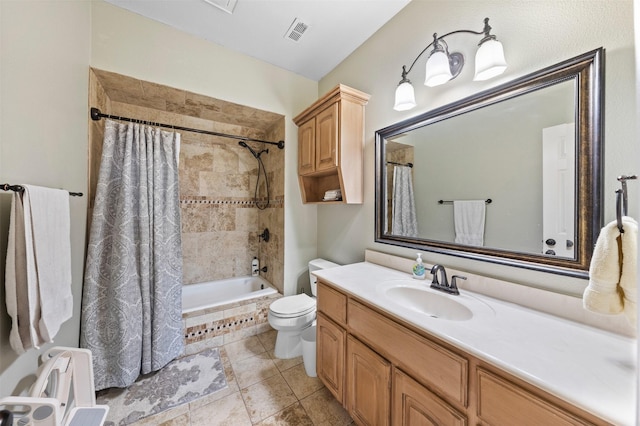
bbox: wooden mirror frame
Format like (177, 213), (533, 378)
(375, 48), (603, 278)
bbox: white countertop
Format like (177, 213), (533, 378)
(313, 261), (637, 426)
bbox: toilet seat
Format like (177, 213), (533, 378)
(269, 294), (316, 318)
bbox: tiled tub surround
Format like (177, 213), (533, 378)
(314, 253), (637, 425)
(178, 123), (284, 286)
(183, 290), (282, 356)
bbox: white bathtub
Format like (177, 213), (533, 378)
(182, 275), (277, 315)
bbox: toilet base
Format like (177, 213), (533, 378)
(273, 326), (312, 359)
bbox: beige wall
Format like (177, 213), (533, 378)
(0, 1), (91, 395)
(318, 0), (636, 295)
(0, 0), (318, 396)
(90, 1), (320, 298)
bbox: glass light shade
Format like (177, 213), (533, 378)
(424, 50), (453, 87)
(394, 81), (416, 111)
(474, 39), (507, 81)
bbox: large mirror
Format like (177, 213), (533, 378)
(375, 48), (603, 277)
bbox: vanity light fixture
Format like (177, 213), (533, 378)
(393, 17), (507, 111)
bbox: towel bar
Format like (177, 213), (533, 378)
(438, 198), (492, 204)
(1, 183), (83, 197)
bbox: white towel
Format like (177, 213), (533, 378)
(582, 220), (624, 315)
(453, 200), (486, 246)
(4, 185), (72, 353)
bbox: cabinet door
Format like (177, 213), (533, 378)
(393, 369), (467, 426)
(315, 103), (339, 172)
(317, 312), (346, 404)
(298, 118), (316, 175)
(347, 336), (391, 426)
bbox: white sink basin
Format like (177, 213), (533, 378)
(384, 286), (473, 321)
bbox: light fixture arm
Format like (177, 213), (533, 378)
(400, 18), (491, 78)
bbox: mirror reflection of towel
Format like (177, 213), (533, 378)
(391, 166), (418, 237)
(453, 200), (486, 246)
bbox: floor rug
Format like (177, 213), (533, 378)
(97, 348), (227, 425)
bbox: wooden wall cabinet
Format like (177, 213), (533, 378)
(316, 281), (610, 426)
(293, 84), (370, 204)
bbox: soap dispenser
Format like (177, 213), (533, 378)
(412, 253), (426, 280)
(252, 257), (259, 277)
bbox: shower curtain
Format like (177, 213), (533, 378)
(391, 165), (418, 237)
(81, 119), (184, 390)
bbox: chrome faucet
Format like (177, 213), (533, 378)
(430, 264), (465, 295)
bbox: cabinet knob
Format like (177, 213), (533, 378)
(545, 238), (556, 246)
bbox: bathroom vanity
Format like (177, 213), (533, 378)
(314, 261), (635, 426)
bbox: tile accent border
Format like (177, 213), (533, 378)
(183, 293), (282, 355)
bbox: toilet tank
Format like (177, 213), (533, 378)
(308, 258), (340, 296)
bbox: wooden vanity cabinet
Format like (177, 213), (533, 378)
(347, 335), (391, 426)
(316, 280), (612, 426)
(293, 84), (370, 204)
(316, 312), (346, 404)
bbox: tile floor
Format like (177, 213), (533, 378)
(128, 329), (354, 425)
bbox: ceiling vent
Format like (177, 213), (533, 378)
(284, 18), (309, 43)
(202, 0), (238, 14)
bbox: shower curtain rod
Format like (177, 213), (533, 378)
(90, 108), (285, 149)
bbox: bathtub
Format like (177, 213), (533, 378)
(182, 275), (281, 354)
(182, 275), (277, 315)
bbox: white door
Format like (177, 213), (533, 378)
(542, 123), (575, 258)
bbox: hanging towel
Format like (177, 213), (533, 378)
(453, 200), (486, 246)
(619, 217), (638, 324)
(583, 220), (624, 314)
(391, 165), (418, 237)
(4, 185), (72, 353)
(5, 190), (40, 353)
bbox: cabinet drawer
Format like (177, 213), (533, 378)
(348, 299), (468, 408)
(477, 368), (594, 426)
(317, 282), (347, 326)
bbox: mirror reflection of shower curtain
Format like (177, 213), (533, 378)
(391, 165), (418, 237)
(81, 119), (184, 391)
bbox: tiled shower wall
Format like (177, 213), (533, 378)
(88, 69), (285, 292)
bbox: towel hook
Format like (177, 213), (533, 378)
(615, 175), (637, 233)
(616, 189), (624, 233)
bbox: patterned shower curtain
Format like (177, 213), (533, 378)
(391, 165), (418, 237)
(81, 119), (184, 391)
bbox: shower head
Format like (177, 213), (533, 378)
(239, 141), (259, 158)
(239, 141), (268, 159)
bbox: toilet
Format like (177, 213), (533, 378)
(268, 258), (339, 359)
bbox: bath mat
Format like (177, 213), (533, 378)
(97, 347), (227, 425)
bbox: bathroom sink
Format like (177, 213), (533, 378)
(384, 286), (473, 321)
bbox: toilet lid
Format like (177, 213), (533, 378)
(270, 294), (316, 317)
